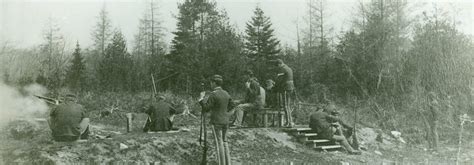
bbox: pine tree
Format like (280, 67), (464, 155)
(168, 0), (244, 92)
(89, 5), (113, 90)
(131, 0), (166, 91)
(98, 30), (132, 91)
(66, 42), (86, 92)
(91, 5), (113, 58)
(39, 17), (68, 89)
(244, 6), (281, 80)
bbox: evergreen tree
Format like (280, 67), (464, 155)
(89, 5), (113, 90)
(131, 0), (166, 91)
(91, 5), (113, 58)
(244, 6), (281, 80)
(66, 42), (86, 92)
(168, 0), (244, 92)
(98, 30), (132, 92)
(39, 17), (68, 89)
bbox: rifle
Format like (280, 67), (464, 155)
(198, 83), (208, 165)
(352, 99), (360, 150)
(35, 95), (61, 105)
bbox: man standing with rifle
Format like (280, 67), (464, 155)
(199, 75), (234, 165)
(274, 59), (295, 128)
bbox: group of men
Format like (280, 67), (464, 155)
(230, 59), (296, 128)
(46, 58), (359, 165)
(195, 59), (296, 164)
(46, 58), (294, 136)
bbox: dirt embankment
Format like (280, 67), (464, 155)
(1, 119), (472, 164)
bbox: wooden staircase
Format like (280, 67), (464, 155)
(285, 126), (342, 151)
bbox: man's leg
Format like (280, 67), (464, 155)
(222, 125), (231, 165)
(283, 91), (292, 127)
(332, 135), (360, 154)
(232, 104), (253, 127)
(79, 118), (90, 139)
(143, 117), (151, 132)
(212, 125), (226, 165)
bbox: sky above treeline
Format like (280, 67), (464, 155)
(0, 0), (473, 50)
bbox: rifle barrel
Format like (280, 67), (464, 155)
(34, 95), (61, 105)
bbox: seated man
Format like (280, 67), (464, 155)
(49, 93), (90, 142)
(264, 79), (277, 108)
(231, 70), (265, 127)
(309, 105), (360, 155)
(143, 95), (177, 132)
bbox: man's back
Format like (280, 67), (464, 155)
(309, 111), (331, 133)
(202, 87), (232, 125)
(50, 102), (85, 138)
(245, 77), (265, 108)
(146, 100), (174, 131)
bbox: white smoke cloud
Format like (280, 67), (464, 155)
(0, 82), (49, 127)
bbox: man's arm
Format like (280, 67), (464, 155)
(327, 115), (353, 129)
(199, 93), (214, 113)
(247, 80), (260, 96)
(169, 104), (177, 115)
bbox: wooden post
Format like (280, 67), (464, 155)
(263, 113), (268, 128)
(126, 113), (133, 133)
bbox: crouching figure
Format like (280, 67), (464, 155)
(49, 93), (90, 142)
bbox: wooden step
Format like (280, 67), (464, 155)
(304, 139), (331, 144)
(314, 145), (342, 150)
(296, 133), (318, 137)
(287, 127), (312, 132)
(296, 133), (318, 142)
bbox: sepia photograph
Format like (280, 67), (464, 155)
(0, 0), (473, 164)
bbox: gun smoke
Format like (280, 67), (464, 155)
(0, 81), (49, 127)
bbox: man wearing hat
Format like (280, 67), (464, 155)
(143, 95), (177, 132)
(274, 59), (295, 127)
(231, 69), (265, 127)
(199, 75), (233, 165)
(326, 104), (353, 139)
(309, 104), (360, 155)
(264, 79), (277, 108)
(49, 93), (90, 142)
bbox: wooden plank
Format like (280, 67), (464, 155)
(296, 133), (318, 137)
(304, 139), (331, 144)
(314, 145), (342, 150)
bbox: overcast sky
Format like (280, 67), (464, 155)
(0, 0), (473, 50)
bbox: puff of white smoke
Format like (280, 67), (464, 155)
(0, 82), (49, 126)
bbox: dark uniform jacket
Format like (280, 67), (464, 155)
(245, 77), (265, 108)
(276, 64), (295, 92)
(146, 100), (176, 131)
(200, 87), (233, 125)
(50, 101), (86, 139)
(309, 111), (341, 139)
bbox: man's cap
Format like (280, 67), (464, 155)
(65, 93), (76, 98)
(154, 95), (165, 100)
(210, 74), (223, 82)
(244, 69), (254, 76)
(275, 59), (283, 65)
(266, 79), (275, 85)
(330, 109), (340, 115)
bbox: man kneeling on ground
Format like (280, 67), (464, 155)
(49, 93), (90, 142)
(309, 105), (361, 155)
(143, 95), (178, 132)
